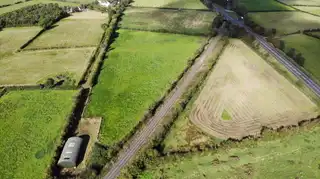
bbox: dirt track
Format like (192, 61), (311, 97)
(190, 39), (319, 140)
(103, 35), (222, 179)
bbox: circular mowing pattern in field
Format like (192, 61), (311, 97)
(190, 40), (319, 140)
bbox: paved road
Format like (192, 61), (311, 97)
(103, 36), (222, 179)
(212, 5), (320, 98)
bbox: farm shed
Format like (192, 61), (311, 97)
(57, 137), (83, 168)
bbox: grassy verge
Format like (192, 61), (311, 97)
(120, 7), (216, 36)
(140, 118), (320, 178)
(0, 90), (77, 179)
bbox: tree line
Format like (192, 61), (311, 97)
(0, 3), (69, 30)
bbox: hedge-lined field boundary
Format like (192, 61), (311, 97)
(119, 27), (210, 36)
(129, 6), (210, 12)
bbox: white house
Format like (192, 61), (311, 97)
(98, 0), (111, 7)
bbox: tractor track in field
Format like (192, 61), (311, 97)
(103, 35), (222, 179)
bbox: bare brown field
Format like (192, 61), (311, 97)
(190, 39), (319, 140)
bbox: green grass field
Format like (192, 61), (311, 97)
(281, 34), (320, 81)
(239, 0), (293, 11)
(294, 6), (320, 16)
(0, 0), (79, 15)
(0, 27), (41, 57)
(26, 11), (106, 49)
(141, 123), (320, 178)
(249, 11), (320, 34)
(0, 90), (77, 179)
(132, 0), (207, 9)
(85, 29), (205, 145)
(278, 0), (320, 6)
(121, 8), (216, 35)
(0, 48), (94, 85)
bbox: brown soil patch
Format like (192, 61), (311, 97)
(190, 39), (318, 140)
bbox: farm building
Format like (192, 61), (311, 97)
(57, 137), (83, 168)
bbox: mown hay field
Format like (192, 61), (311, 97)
(278, 0), (320, 6)
(0, 90), (77, 179)
(141, 122), (320, 178)
(121, 7), (216, 35)
(249, 11), (320, 34)
(190, 39), (318, 139)
(132, 0), (207, 9)
(85, 29), (205, 145)
(0, 48), (94, 85)
(281, 34), (320, 81)
(294, 6), (320, 16)
(0, 27), (41, 57)
(0, 0), (79, 15)
(25, 11), (107, 49)
(239, 0), (293, 11)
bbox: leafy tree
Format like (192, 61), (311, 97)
(0, 3), (68, 28)
(101, 23), (108, 30)
(287, 48), (296, 58)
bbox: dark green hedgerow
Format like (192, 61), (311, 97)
(0, 3), (69, 29)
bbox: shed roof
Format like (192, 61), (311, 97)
(57, 136), (83, 168)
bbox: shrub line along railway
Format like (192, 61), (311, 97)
(211, 4), (320, 98)
(103, 36), (222, 179)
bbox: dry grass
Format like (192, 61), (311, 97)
(26, 11), (107, 49)
(190, 39), (318, 139)
(0, 27), (41, 57)
(0, 48), (94, 85)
